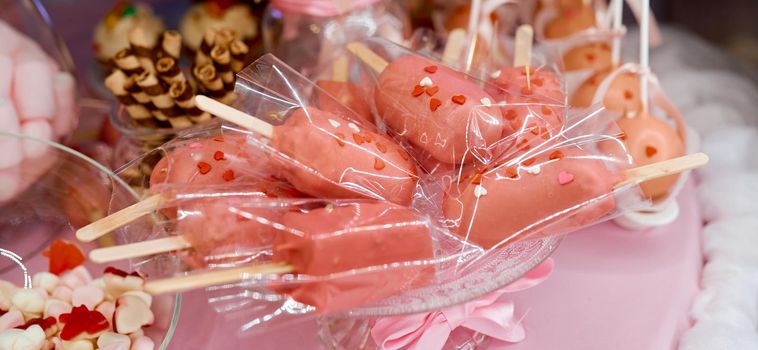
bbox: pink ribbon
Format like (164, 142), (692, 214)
(371, 258), (554, 350)
(271, 0), (381, 17)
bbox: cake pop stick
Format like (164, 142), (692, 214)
(347, 41), (504, 165)
(610, 0), (624, 67)
(442, 29), (467, 66)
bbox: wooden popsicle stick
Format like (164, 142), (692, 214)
(442, 29), (467, 66)
(614, 152), (708, 189)
(346, 42), (388, 73)
(76, 194), (163, 242)
(89, 236), (192, 264)
(513, 25), (533, 68)
(195, 95), (274, 138)
(144, 262), (294, 295)
(332, 54), (349, 82)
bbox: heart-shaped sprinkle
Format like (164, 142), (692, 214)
(430, 98), (442, 111)
(558, 171), (574, 185)
(419, 76), (433, 87)
(425, 86), (439, 96)
(374, 158), (385, 170)
(490, 70), (501, 79)
(480, 97), (492, 106)
(505, 166), (518, 179)
(549, 150), (564, 160)
(335, 132), (346, 147)
(347, 122), (360, 133)
(527, 165), (541, 175)
(328, 119), (341, 128)
(522, 157), (536, 166)
(352, 133), (365, 144)
(645, 145), (658, 157)
(222, 169), (235, 181)
(376, 143), (387, 153)
(213, 151), (225, 161)
(411, 85), (425, 97)
(397, 149), (410, 160)
(424, 65), (438, 73)
(474, 185), (488, 198)
(451, 95), (466, 105)
(197, 161), (212, 174)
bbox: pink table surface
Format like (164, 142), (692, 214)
(169, 181), (703, 350)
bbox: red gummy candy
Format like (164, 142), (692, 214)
(59, 305), (110, 341)
(104, 267), (141, 278)
(16, 317), (56, 331)
(42, 239), (85, 275)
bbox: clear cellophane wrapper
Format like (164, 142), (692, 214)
(262, 0), (409, 75)
(118, 51), (650, 337)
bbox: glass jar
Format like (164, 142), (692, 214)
(262, 0), (410, 75)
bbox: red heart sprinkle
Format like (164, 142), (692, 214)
(424, 65), (438, 73)
(505, 109), (517, 120)
(376, 143), (387, 153)
(451, 95), (466, 105)
(645, 146), (658, 157)
(549, 150), (564, 160)
(374, 158), (385, 170)
(222, 169), (235, 181)
(430, 98), (442, 111)
(197, 161), (212, 174)
(335, 132), (346, 146)
(213, 151), (225, 160)
(411, 85), (425, 97)
(425, 86), (439, 96)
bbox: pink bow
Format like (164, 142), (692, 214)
(371, 258), (554, 350)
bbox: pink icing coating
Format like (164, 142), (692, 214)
(443, 148), (619, 248)
(315, 80), (373, 124)
(489, 66), (565, 135)
(374, 55), (504, 164)
(272, 202), (434, 312)
(271, 107), (417, 205)
(149, 133), (275, 190)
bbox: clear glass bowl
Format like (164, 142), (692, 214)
(0, 132), (180, 349)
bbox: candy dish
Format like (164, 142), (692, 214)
(0, 132), (180, 350)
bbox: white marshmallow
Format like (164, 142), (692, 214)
(113, 296), (153, 335)
(70, 286), (103, 310)
(0, 55), (11, 97)
(103, 275), (143, 301)
(50, 287), (72, 304)
(0, 98), (22, 169)
(0, 329), (23, 350)
(128, 336), (154, 350)
(12, 324), (45, 350)
(32, 273), (59, 294)
(13, 58), (55, 121)
(119, 292), (151, 309)
(0, 281), (16, 311)
(96, 332), (130, 349)
(52, 72), (77, 138)
(11, 289), (44, 315)
(20, 121), (52, 159)
(59, 267), (92, 290)
(60, 340), (93, 350)
(87, 279), (105, 290)
(0, 309), (24, 332)
(43, 299), (71, 320)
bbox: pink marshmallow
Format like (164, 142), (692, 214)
(0, 22), (23, 56)
(52, 72), (77, 138)
(0, 309), (24, 332)
(71, 285), (104, 310)
(0, 54), (11, 97)
(51, 286), (72, 303)
(13, 57), (55, 121)
(0, 98), (22, 168)
(59, 266), (93, 290)
(99, 343), (130, 350)
(20, 120), (52, 158)
(44, 299), (72, 319)
(129, 336), (154, 350)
